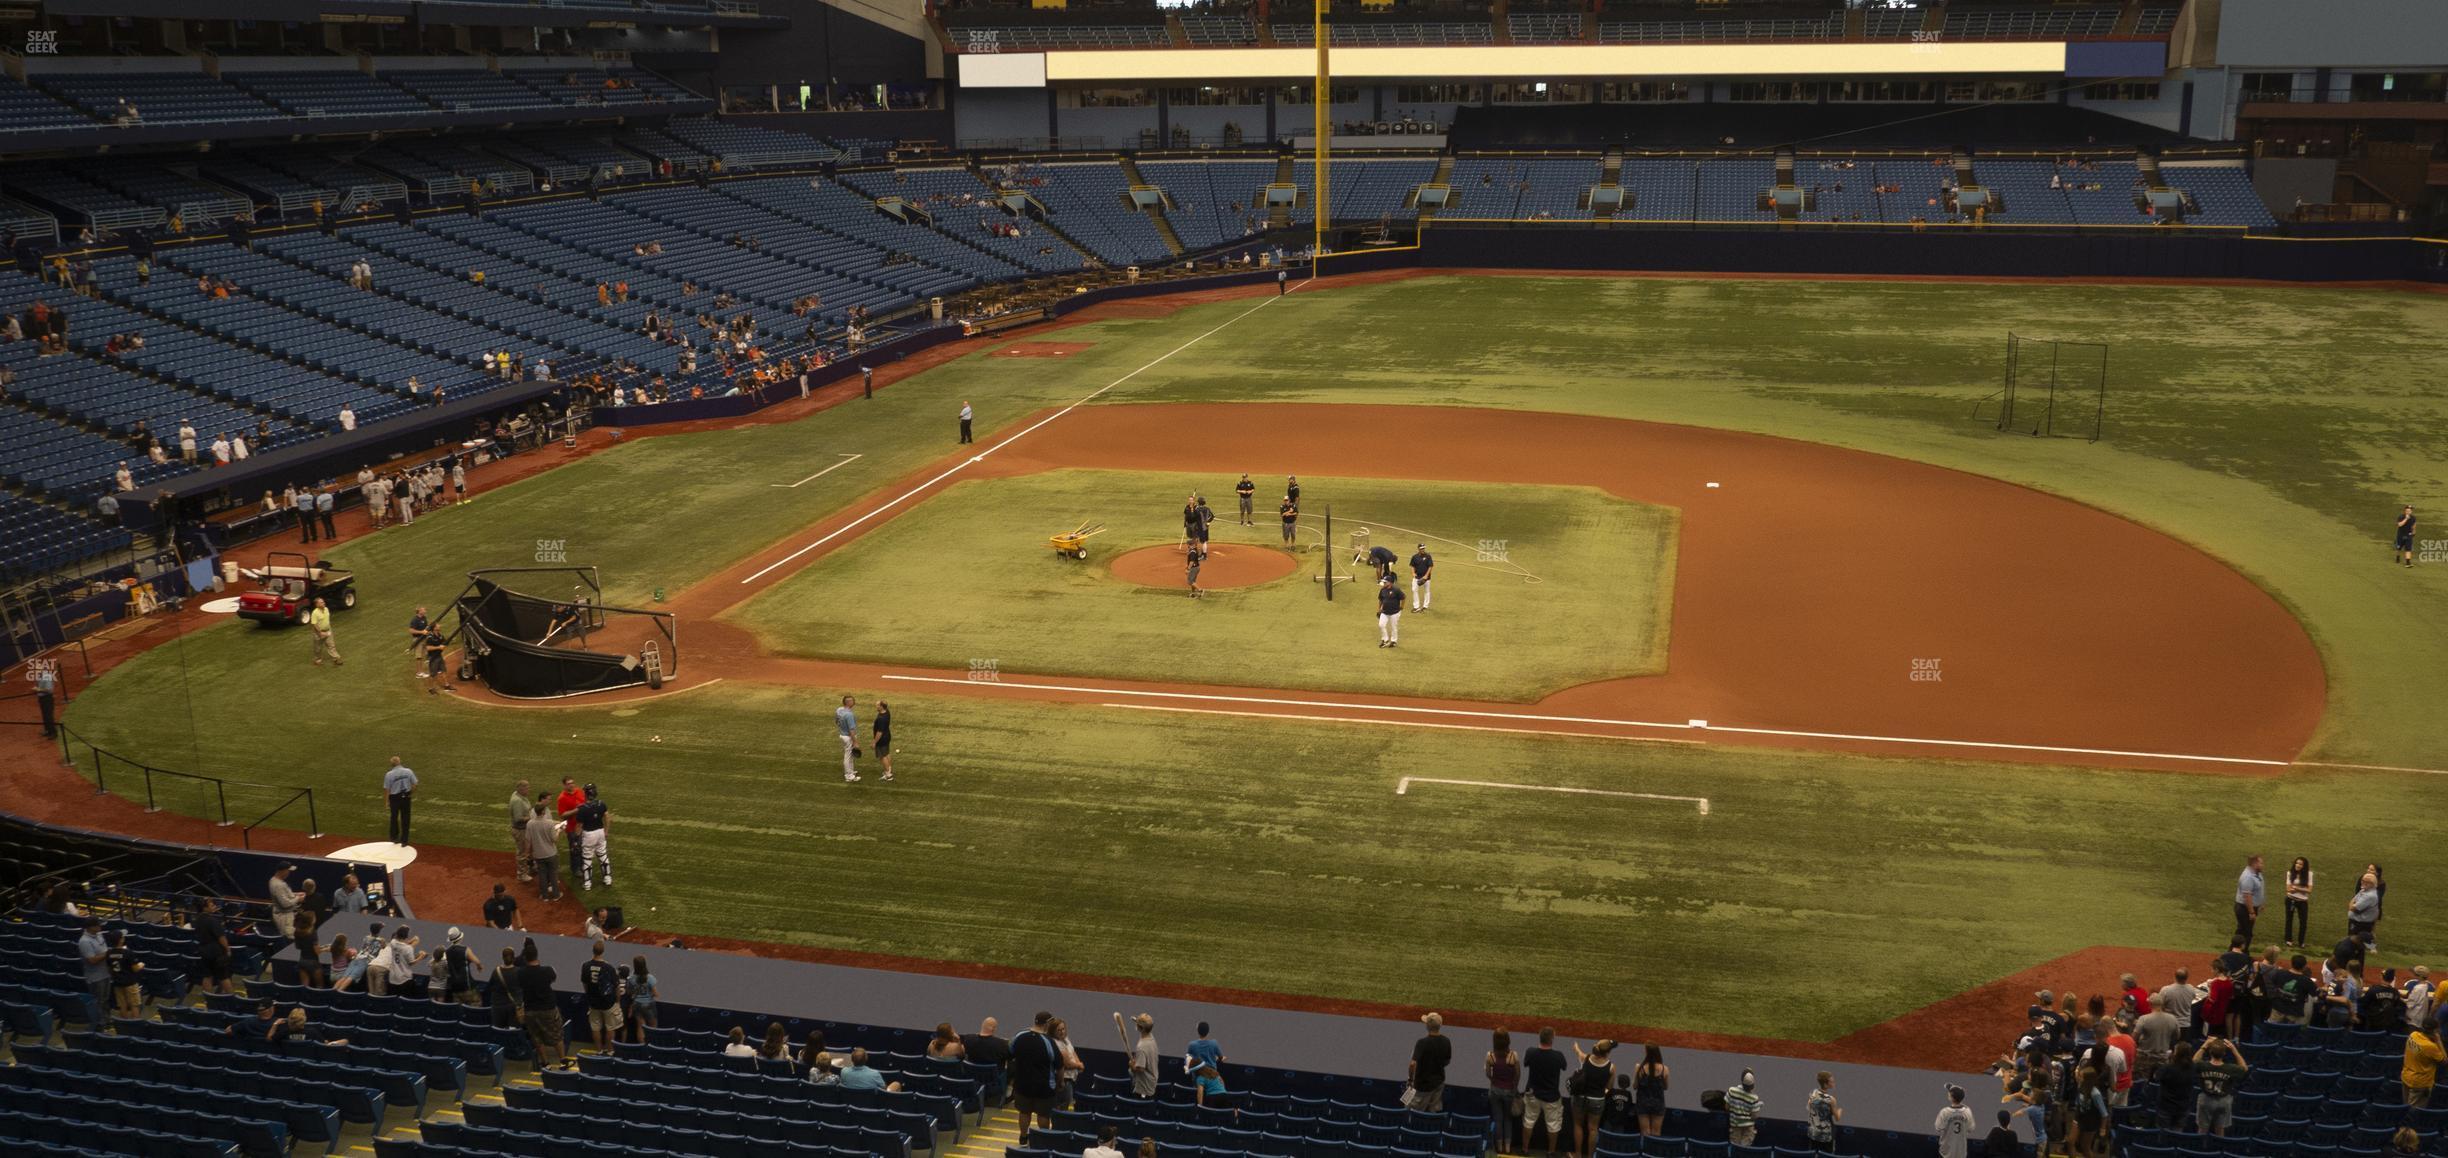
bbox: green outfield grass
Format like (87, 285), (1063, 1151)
(55, 679), (2444, 1041)
(726, 469), (1678, 698)
(60, 273), (2448, 1042)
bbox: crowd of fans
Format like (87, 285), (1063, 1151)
(1965, 856), (2437, 1157)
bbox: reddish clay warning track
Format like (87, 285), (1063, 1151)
(1109, 543), (1299, 589)
(671, 403), (2324, 772)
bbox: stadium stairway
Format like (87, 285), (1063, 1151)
(945, 1106), (1026, 1158)
(1115, 157), (1187, 256)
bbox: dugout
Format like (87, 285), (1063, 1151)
(450, 567), (677, 699)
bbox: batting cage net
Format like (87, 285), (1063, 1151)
(1988, 333), (2109, 442)
(449, 567), (678, 699)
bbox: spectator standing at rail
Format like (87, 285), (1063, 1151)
(1632, 1044), (1669, 1137)
(2233, 855), (2265, 945)
(1935, 1085), (1975, 1158)
(519, 942), (571, 1070)
(581, 938), (622, 1051)
(1805, 1071), (1840, 1153)
(1567, 1039), (1615, 1158)
(1408, 1012), (1452, 1113)
(1723, 1069), (1761, 1148)
(1521, 1029), (1568, 1156)
(438, 927), (481, 1006)
(268, 865), (301, 937)
(1485, 1030), (1521, 1146)
(333, 874), (367, 916)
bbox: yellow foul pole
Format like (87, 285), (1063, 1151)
(1312, 0), (1328, 259)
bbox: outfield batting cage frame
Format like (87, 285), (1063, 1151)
(448, 567), (679, 699)
(1991, 334), (2108, 442)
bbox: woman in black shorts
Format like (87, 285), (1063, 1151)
(872, 702), (894, 783)
(1568, 1039), (1616, 1158)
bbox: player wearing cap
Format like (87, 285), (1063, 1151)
(1375, 576), (1404, 648)
(1234, 475), (1255, 525)
(1186, 544), (1206, 599)
(574, 784), (611, 891)
(1279, 497), (1299, 546)
(1358, 544), (1398, 583)
(1409, 544), (1434, 612)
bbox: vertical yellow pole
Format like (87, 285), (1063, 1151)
(1313, 0), (1329, 263)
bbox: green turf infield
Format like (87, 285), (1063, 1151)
(725, 469), (1679, 699)
(60, 273), (2447, 1042)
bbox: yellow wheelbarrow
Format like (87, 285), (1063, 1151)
(1049, 521), (1106, 559)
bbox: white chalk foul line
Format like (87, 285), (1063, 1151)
(1102, 703), (1704, 746)
(770, 454), (863, 488)
(740, 290), (1298, 585)
(881, 674), (1692, 732)
(878, 673), (2293, 767)
(1397, 776), (1710, 815)
(2292, 760), (2448, 776)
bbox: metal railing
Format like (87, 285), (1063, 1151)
(89, 206), (168, 234)
(715, 148), (836, 171)
(56, 722), (322, 842)
(275, 189), (341, 215)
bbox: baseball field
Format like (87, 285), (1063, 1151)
(56, 271), (2448, 1059)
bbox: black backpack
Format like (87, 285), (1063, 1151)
(445, 945), (472, 991)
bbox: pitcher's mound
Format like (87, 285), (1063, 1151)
(1109, 544), (1300, 590)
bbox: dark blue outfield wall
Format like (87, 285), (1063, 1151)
(1412, 226), (2448, 284)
